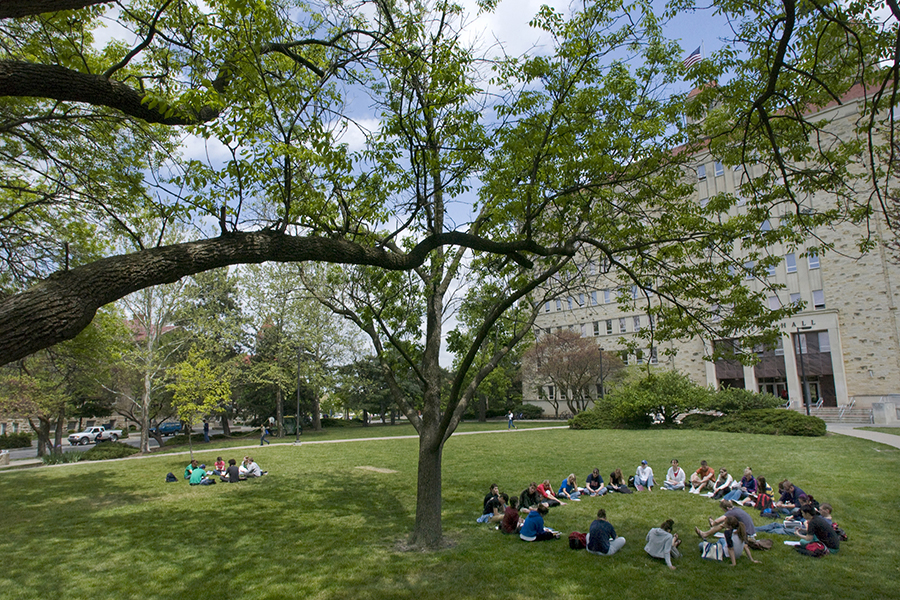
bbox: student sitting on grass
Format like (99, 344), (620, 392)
(585, 468), (607, 496)
(689, 460), (715, 493)
(645, 519), (682, 570)
(520, 482), (545, 510)
(184, 459), (203, 480)
(710, 468), (733, 499)
(478, 484), (502, 523)
(586, 508), (626, 556)
(695, 500), (756, 540)
(500, 496), (525, 534)
(221, 458), (241, 483)
(189, 464), (215, 486)
(607, 468), (632, 494)
(537, 479), (564, 506)
(662, 459), (685, 491)
(705, 515), (759, 566)
(796, 506), (841, 556)
(557, 474), (581, 501)
(520, 504), (558, 542)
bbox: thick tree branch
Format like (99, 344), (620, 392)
(0, 61), (219, 125)
(0, 230), (565, 365)
(0, 0), (111, 19)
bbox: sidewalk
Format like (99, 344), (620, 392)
(826, 424), (900, 449)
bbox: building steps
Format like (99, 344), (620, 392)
(804, 406), (874, 424)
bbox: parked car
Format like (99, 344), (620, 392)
(68, 426), (123, 445)
(149, 422), (182, 436)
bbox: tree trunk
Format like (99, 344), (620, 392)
(140, 371), (151, 453)
(409, 435), (443, 549)
(478, 395), (486, 422)
(362, 409), (369, 426)
(54, 404), (65, 451)
(276, 386), (284, 437)
(220, 414), (231, 436)
(312, 394), (321, 431)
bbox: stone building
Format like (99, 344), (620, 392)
(526, 88), (900, 424)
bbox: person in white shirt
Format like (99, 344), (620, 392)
(635, 460), (655, 491)
(663, 459), (686, 490)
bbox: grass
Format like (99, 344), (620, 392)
(1, 427), (897, 600)
(857, 426), (900, 437)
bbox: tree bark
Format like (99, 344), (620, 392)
(276, 386), (284, 437)
(0, 230), (545, 366)
(0, 61), (219, 125)
(409, 434), (443, 548)
(140, 371), (151, 453)
(0, 0), (111, 19)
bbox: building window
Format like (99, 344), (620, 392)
(700, 197), (709, 208)
(603, 289), (611, 304)
(555, 299), (562, 311)
(578, 293), (585, 306)
(636, 349), (644, 364)
(768, 296), (780, 310)
(545, 302), (551, 312)
(767, 264), (776, 277)
(596, 383), (604, 398)
(785, 253), (797, 273)
(547, 385), (555, 400)
(790, 292), (802, 307)
(697, 165), (706, 180)
(744, 260), (755, 279)
(606, 319), (613, 335)
(620, 351), (630, 365)
(648, 314), (655, 329)
(545, 328), (551, 336)
(567, 297), (573, 310)
(631, 285), (639, 299)
(650, 347), (658, 364)
(580, 323), (586, 336)
(819, 331), (831, 352)
(795, 333), (808, 355)
(589, 261), (597, 275)
(808, 251), (820, 270)
(591, 291), (598, 305)
(812, 289), (825, 310)
(619, 317), (627, 333)
(633, 315), (641, 331)
(760, 219), (772, 231)
(774, 337), (785, 356)
(0, 423), (5, 436)
(593, 321), (600, 336)
(714, 161), (724, 176)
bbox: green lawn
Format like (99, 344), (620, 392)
(1, 428), (897, 600)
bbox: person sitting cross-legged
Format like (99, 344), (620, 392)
(586, 508), (626, 556)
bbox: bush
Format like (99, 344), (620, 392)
(42, 451), (85, 465)
(0, 432), (32, 449)
(320, 417), (357, 428)
(704, 409), (826, 436)
(82, 441), (141, 460)
(517, 403), (544, 419)
(679, 413), (719, 429)
(569, 407), (620, 430)
(709, 387), (782, 413)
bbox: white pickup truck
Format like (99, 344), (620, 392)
(68, 426), (123, 445)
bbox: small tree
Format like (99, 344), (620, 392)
(522, 330), (623, 416)
(167, 347), (231, 459)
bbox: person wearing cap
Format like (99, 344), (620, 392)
(635, 460), (655, 491)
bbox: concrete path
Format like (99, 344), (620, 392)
(826, 423), (900, 449)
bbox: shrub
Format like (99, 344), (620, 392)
(517, 403), (544, 419)
(708, 387), (782, 413)
(569, 407), (620, 429)
(82, 441), (141, 460)
(0, 432), (32, 449)
(679, 413), (719, 428)
(42, 451), (85, 465)
(321, 417), (356, 428)
(704, 409), (826, 436)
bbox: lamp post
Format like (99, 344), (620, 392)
(795, 325), (813, 416)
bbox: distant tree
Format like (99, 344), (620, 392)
(167, 347), (231, 460)
(522, 330), (624, 417)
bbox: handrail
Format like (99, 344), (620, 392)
(839, 399), (855, 420)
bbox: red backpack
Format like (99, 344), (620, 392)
(568, 531), (587, 550)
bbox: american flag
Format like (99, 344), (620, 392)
(683, 47), (702, 68)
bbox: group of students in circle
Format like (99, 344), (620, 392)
(478, 458), (843, 568)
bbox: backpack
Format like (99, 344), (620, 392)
(568, 531), (587, 550)
(832, 522), (848, 542)
(756, 493), (774, 513)
(796, 541), (828, 557)
(627, 475), (636, 488)
(165, 472), (177, 483)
